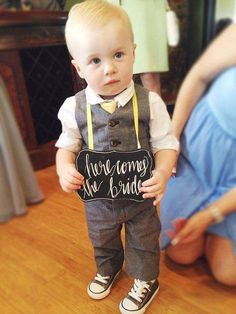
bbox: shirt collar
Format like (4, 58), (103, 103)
(85, 80), (134, 108)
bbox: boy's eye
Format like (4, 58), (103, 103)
(114, 52), (123, 59)
(91, 58), (101, 64)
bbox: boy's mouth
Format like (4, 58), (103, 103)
(105, 79), (119, 85)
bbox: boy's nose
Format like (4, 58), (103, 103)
(104, 61), (117, 75)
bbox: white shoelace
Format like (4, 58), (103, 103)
(128, 279), (151, 303)
(95, 273), (110, 284)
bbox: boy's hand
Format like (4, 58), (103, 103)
(58, 163), (84, 193)
(140, 169), (168, 205)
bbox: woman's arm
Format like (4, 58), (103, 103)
(170, 187), (236, 245)
(172, 23), (236, 139)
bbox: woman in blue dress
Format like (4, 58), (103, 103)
(160, 23), (236, 286)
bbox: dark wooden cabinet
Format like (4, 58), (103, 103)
(0, 10), (83, 170)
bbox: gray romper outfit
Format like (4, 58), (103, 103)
(75, 84), (161, 281)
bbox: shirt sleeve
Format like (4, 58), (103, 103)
(55, 96), (82, 153)
(149, 91), (179, 154)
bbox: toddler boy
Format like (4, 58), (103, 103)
(56, 1), (178, 313)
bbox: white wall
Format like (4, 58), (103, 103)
(215, 0), (236, 22)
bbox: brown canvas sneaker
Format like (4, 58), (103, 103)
(119, 279), (159, 314)
(87, 269), (121, 300)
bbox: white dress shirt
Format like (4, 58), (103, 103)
(55, 80), (179, 154)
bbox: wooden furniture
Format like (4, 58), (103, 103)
(0, 10), (83, 170)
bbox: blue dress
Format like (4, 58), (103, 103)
(160, 66), (236, 253)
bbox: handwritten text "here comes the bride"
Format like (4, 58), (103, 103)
(76, 150), (153, 202)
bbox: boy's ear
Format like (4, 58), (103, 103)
(71, 59), (84, 78)
(133, 43), (136, 61)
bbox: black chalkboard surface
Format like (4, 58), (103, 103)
(75, 149), (153, 202)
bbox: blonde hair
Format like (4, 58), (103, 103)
(65, 0), (134, 58)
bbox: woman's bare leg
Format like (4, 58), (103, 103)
(205, 234), (236, 286)
(166, 233), (236, 286)
(140, 72), (161, 95)
(166, 236), (205, 265)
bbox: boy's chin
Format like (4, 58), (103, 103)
(100, 88), (127, 99)
(100, 95), (115, 99)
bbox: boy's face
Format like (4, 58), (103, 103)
(71, 19), (135, 98)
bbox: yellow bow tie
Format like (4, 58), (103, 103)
(100, 100), (117, 114)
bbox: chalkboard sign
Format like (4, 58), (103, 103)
(75, 149), (153, 202)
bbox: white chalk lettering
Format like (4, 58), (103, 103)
(81, 179), (103, 197)
(77, 150), (152, 201)
(84, 153), (149, 178)
(108, 175), (142, 198)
